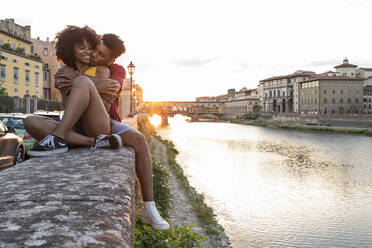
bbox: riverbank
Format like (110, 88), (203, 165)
(223, 118), (372, 137)
(135, 116), (231, 247)
(151, 136), (231, 248)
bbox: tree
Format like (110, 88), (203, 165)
(0, 83), (15, 113)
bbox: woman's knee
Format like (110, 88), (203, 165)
(24, 116), (37, 131)
(72, 75), (94, 88)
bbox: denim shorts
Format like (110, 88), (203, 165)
(111, 119), (137, 134)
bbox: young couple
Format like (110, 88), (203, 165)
(24, 25), (169, 230)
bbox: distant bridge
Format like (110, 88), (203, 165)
(143, 101), (224, 125)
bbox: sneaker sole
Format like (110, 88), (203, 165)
(28, 147), (68, 157)
(140, 216), (170, 230)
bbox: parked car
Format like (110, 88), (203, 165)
(0, 113), (35, 153)
(0, 119), (25, 168)
(33, 111), (63, 122)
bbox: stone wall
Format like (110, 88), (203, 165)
(259, 112), (372, 128)
(0, 147), (136, 248)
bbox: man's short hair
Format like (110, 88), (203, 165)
(55, 25), (98, 70)
(102, 33), (126, 59)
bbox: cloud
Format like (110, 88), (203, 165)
(306, 59), (340, 67)
(173, 57), (215, 67)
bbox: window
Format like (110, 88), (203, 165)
(332, 90), (335, 94)
(340, 98), (344, 103)
(332, 110), (335, 114)
(340, 90), (343, 94)
(43, 71), (49, 81)
(332, 98), (336, 103)
(14, 88), (18, 93)
(43, 48), (48, 56)
(343, 73), (347, 76)
(0, 38), (3, 46)
(30, 45), (34, 54)
(12, 42), (16, 50)
(355, 99), (359, 103)
(12, 59), (17, 63)
(351, 72), (354, 76)
(25, 70), (30, 85)
(34, 65), (40, 69)
(13, 68), (18, 83)
(324, 98), (327, 103)
(324, 89), (327, 94)
(35, 72), (39, 87)
(24, 62), (30, 67)
(0, 64), (5, 81)
(348, 98), (352, 103)
(0, 56), (8, 61)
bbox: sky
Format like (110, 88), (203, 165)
(2, 0), (372, 101)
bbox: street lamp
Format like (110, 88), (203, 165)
(127, 61), (135, 117)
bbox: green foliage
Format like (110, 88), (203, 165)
(134, 118), (205, 247)
(1, 43), (12, 51)
(152, 162), (171, 218)
(0, 85), (15, 113)
(240, 112), (258, 120)
(29, 54), (41, 60)
(15, 47), (25, 54)
(0, 83), (8, 96)
(137, 116), (156, 143)
(135, 219), (205, 248)
(38, 99), (64, 111)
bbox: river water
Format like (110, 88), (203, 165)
(155, 116), (372, 248)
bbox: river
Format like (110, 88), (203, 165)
(154, 115), (372, 248)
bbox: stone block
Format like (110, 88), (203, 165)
(0, 148), (136, 248)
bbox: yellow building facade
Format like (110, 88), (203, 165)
(0, 30), (43, 100)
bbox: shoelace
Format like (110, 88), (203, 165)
(39, 135), (55, 148)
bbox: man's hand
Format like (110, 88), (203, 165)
(92, 78), (121, 95)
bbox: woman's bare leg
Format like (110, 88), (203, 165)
(24, 115), (94, 146)
(53, 76), (111, 139)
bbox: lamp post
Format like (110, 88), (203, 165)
(127, 61), (135, 117)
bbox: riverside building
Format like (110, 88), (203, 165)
(223, 88), (259, 118)
(299, 59), (364, 115)
(0, 18), (43, 113)
(261, 70), (316, 113)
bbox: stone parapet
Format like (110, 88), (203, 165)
(0, 148), (135, 248)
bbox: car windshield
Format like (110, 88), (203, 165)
(0, 117), (24, 129)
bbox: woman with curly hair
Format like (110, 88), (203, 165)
(26, 25), (170, 230)
(27, 25), (121, 156)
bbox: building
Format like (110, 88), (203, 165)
(299, 76), (364, 115)
(31, 37), (62, 101)
(0, 19), (43, 113)
(224, 88), (259, 118)
(261, 70), (316, 113)
(363, 86), (372, 114)
(133, 84), (143, 113)
(118, 78), (132, 119)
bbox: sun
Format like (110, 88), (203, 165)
(149, 114), (162, 127)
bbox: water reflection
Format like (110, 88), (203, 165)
(158, 116), (372, 248)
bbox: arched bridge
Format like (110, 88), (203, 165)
(143, 101), (224, 125)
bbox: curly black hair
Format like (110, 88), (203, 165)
(55, 25), (99, 70)
(102, 33), (126, 59)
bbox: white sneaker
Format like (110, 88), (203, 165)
(140, 201), (170, 230)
